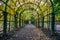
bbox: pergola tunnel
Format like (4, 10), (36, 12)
(0, 0), (60, 39)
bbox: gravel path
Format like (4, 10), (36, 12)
(8, 24), (53, 40)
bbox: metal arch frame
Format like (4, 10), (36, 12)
(15, 2), (43, 28)
(18, 8), (39, 22)
(16, 0), (52, 12)
(18, 8), (39, 15)
(1, 0), (9, 37)
(16, 2), (42, 21)
(15, 3), (41, 25)
(20, 10), (38, 27)
(17, 6), (42, 16)
(1, 0), (53, 15)
(16, 2), (42, 12)
(0, 0), (9, 40)
(1, 0), (52, 15)
(11, 0), (55, 35)
(0, 0), (55, 36)
(50, 0), (55, 35)
(17, 8), (41, 28)
(15, 0), (53, 16)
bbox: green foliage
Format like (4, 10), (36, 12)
(53, 0), (60, 20)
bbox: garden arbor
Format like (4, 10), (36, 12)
(0, 0), (59, 36)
